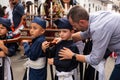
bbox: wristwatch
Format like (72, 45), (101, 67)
(72, 53), (76, 61)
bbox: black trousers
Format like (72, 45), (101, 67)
(84, 65), (98, 80)
(0, 66), (4, 80)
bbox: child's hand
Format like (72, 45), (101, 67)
(42, 41), (50, 52)
(52, 37), (61, 44)
(48, 58), (54, 65)
(21, 40), (31, 43)
(0, 40), (5, 50)
(0, 51), (6, 57)
(0, 40), (8, 54)
(0, 40), (4, 45)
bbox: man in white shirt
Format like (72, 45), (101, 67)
(5, 0), (14, 23)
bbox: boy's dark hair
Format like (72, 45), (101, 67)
(0, 17), (11, 31)
(54, 17), (73, 30)
(67, 5), (89, 23)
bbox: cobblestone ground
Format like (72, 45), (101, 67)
(11, 50), (115, 80)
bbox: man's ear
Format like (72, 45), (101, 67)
(79, 20), (85, 24)
(71, 30), (75, 33)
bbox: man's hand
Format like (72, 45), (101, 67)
(59, 47), (74, 60)
(72, 32), (82, 42)
(48, 58), (54, 65)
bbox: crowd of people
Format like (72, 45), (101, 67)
(0, 0), (25, 80)
(0, 0), (120, 80)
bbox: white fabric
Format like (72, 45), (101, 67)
(56, 70), (74, 80)
(91, 59), (106, 80)
(0, 57), (12, 80)
(4, 57), (12, 80)
(24, 57), (46, 80)
(5, 7), (13, 23)
(13, 24), (24, 35)
(38, 0), (46, 4)
(73, 68), (79, 80)
(38, 0), (46, 10)
(0, 58), (3, 67)
(75, 41), (85, 54)
(25, 57), (46, 69)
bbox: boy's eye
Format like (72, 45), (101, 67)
(63, 30), (67, 33)
(33, 26), (37, 30)
(0, 25), (6, 29)
(0, 27), (6, 29)
(30, 26), (37, 30)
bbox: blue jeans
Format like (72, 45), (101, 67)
(110, 64), (120, 80)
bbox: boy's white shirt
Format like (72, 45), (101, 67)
(0, 57), (12, 80)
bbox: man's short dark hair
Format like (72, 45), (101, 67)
(67, 5), (89, 22)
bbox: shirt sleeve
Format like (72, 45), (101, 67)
(80, 29), (90, 40)
(85, 22), (114, 65)
(16, 4), (24, 16)
(29, 39), (46, 61)
(23, 42), (30, 56)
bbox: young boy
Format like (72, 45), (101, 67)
(22, 17), (47, 80)
(42, 18), (79, 80)
(0, 17), (16, 80)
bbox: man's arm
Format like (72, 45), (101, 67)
(72, 32), (82, 42)
(59, 47), (86, 63)
(72, 29), (90, 42)
(16, 3), (25, 26)
(75, 54), (86, 62)
(19, 14), (25, 26)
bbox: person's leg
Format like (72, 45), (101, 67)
(110, 64), (120, 80)
(18, 45), (27, 60)
(79, 62), (83, 80)
(23, 68), (27, 80)
(0, 67), (3, 79)
(10, 67), (14, 80)
(55, 75), (58, 80)
(84, 65), (96, 80)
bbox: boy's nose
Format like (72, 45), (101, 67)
(30, 30), (33, 34)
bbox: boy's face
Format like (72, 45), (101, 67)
(30, 23), (45, 38)
(59, 29), (73, 40)
(0, 24), (8, 36)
